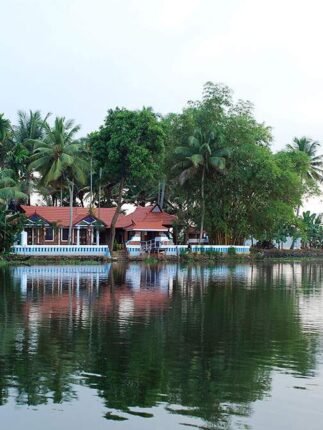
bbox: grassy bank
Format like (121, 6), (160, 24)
(3, 248), (323, 267)
(0, 255), (111, 266)
(178, 248), (323, 263)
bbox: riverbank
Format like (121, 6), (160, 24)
(0, 255), (110, 266)
(3, 248), (323, 266)
(165, 248), (323, 263)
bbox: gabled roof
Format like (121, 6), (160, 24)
(25, 212), (51, 225)
(121, 204), (176, 231)
(21, 206), (126, 228)
(21, 204), (176, 230)
(121, 204), (175, 226)
(125, 221), (169, 232)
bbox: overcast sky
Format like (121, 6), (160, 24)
(2, 0), (323, 155)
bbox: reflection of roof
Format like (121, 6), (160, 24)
(21, 204), (176, 230)
(23, 287), (169, 318)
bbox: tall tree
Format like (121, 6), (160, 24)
(173, 129), (228, 243)
(165, 82), (310, 245)
(287, 136), (322, 248)
(10, 110), (49, 203)
(90, 107), (165, 251)
(0, 114), (11, 145)
(29, 117), (87, 244)
(0, 114), (13, 169)
(287, 137), (323, 182)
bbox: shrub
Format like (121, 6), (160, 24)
(113, 242), (123, 251)
(228, 247), (236, 256)
(144, 256), (159, 264)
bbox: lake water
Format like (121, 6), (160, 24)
(1, 262), (323, 429)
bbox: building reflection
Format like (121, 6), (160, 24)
(12, 264), (173, 326)
(12, 262), (323, 338)
(2, 261), (322, 427)
(12, 262), (323, 300)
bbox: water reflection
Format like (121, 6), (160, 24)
(0, 262), (323, 429)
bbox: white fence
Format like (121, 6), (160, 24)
(126, 244), (250, 257)
(11, 245), (111, 257)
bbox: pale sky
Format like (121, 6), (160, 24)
(2, 0), (323, 210)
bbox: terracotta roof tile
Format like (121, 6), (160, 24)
(21, 205), (126, 228)
(125, 221), (169, 231)
(21, 204), (176, 230)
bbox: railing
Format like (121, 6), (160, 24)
(11, 245), (111, 257)
(126, 244), (250, 257)
(190, 245), (250, 254)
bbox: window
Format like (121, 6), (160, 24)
(45, 228), (53, 241)
(61, 228), (69, 241)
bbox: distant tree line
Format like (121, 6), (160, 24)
(1, 82), (323, 251)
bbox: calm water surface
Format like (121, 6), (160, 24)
(1, 262), (323, 429)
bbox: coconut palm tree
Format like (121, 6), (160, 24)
(287, 137), (323, 248)
(10, 110), (50, 203)
(0, 114), (13, 169)
(0, 169), (27, 206)
(0, 114), (11, 144)
(29, 117), (87, 244)
(14, 110), (48, 145)
(173, 129), (229, 243)
(287, 137), (323, 182)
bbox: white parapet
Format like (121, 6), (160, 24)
(11, 245), (111, 257)
(126, 244), (250, 257)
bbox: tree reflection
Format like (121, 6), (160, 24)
(0, 262), (321, 428)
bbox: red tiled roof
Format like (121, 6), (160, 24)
(21, 205), (125, 228)
(120, 204), (176, 230)
(125, 221), (169, 231)
(21, 204), (176, 230)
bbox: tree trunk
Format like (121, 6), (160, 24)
(160, 179), (166, 209)
(68, 181), (74, 245)
(290, 204), (301, 249)
(26, 173), (32, 205)
(108, 177), (125, 254)
(199, 167), (205, 244)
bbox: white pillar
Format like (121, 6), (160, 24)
(21, 231), (27, 246)
(77, 227), (80, 246)
(96, 229), (100, 245)
(91, 227), (94, 245)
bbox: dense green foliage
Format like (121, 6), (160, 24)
(164, 83), (316, 245)
(89, 107), (165, 248)
(1, 81), (323, 250)
(0, 167), (26, 252)
(0, 210), (24, 252)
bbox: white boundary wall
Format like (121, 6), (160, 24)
(126, 244), (250, 257)
(11, 245), (111, 257)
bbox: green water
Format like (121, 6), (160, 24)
(0, 262), (323, 429)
